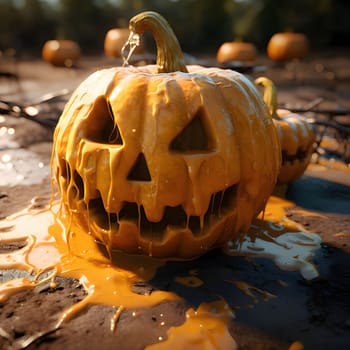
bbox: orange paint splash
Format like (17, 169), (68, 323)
(175, 269), (204, 288)
(224, 196), (322, 280)
(226, 280), (277, 304)
(0, 203), (179, 318)
(145, 299), (237, 350)
(0, 194), (322, 348)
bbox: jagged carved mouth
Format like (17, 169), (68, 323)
(57, 159), (238, 239)
(282, 147), (311, 165)
(88, 185), (238, 239)
(56, 98), (242, 239)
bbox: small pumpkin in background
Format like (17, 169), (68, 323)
(267, 32), (309, 62)
(42, 40), (81, 67)
(255, 77), (315, 184)
(52, 11), (280, 259)
(104, 28), (144, 58)
(216, 41), (257, 63)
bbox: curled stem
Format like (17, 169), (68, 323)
(129, 11), (188, 74)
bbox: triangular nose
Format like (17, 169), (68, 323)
(127, 152), (151, 181)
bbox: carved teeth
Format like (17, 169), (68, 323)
(88, 184), (238, 239)
(281, 147), (310, 165)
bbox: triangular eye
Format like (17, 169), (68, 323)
(127, 153), (151, 181)
(169, 108), (213, 152)
(107, 102), (123, 144)
(85, 96), (123, 145)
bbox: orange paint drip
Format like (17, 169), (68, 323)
(145, 299), (237, 350)
(175, 276), (204, 288)
(257, 195), (296, 227)
(334, 231), (349, 237)
(0, 278), (38, 303)
(175, 268), (204, 287)
(226, 280), (276, 303)
(291, 209), (328, 219)
(111, 306), (124, 332)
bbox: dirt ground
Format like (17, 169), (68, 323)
(0, 50), (350, 349)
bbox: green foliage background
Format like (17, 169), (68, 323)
(0, 0), (349, 56)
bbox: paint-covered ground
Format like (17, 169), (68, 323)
(0, 51), (349, 349)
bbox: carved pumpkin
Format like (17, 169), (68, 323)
(52, 12), (281, 259)
(255, 77), (315, 184)
(217, 41), (257, 63)
(267, 32), (309, 62)
(42, 40), (81, 67)
(104, 28), (144, 58)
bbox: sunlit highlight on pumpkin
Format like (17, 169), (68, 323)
(267, 32), (309, 62)
(51, 12), (281, 259)
(216, 41), (257, 63)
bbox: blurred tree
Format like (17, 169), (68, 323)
(19, 0), (56, 53)
(0, 1), (22, 51)
(191, 0), (232, 51)
(0, 0), (349, 56)
(115, 0), (232, 53)
(57, 0), (119, 53)
(228, 0), (264, 41)
(329, 0), (350, 46)
(246, 0), (338, 48)
(117, 0), (148, 26)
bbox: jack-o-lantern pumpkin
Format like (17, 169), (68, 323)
(267, 32), (309, 62)
(52, 12), (281, 259)
(42, 40), (81, 67)
(255, 77), (315, 184)
(216, 41), (257, 63)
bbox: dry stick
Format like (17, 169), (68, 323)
(285, 107), (350, 117)
(306, 118), (350, 134)
(281, 98), (350, 161)
(0, 89), (70, 129)
(279, 97), (350, 134)
(279, 104), (350, 117)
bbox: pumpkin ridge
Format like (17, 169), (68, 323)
(282, 147), (310, 164)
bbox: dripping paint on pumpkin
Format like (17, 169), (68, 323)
(51, 53), (281, 260)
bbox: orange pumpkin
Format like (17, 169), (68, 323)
(255, 77), (315, 184)
(216, 41), (257, 63)
(104, 28), (144, 58)
(52, 12), (280, 259)
(42, 40), (81, 67)
(267, 32), (309, 61)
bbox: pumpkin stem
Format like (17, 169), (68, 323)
(129, 11), (188, 73)
(254, 77), (281, 120)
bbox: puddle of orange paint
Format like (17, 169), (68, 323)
(0, 194), (322, 348)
